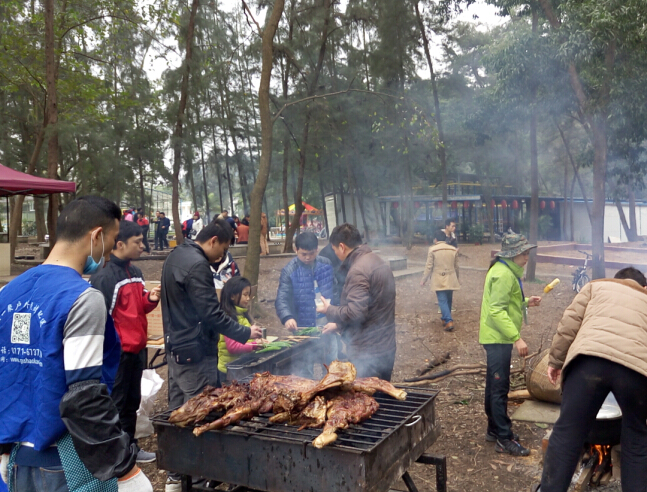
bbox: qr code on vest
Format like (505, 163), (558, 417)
(11, 312), (31, 344)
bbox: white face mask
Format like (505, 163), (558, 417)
(83, 229), (105, 274)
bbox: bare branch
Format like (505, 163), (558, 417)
(271, 79), (399, 123)
(241, 0), (262, 37)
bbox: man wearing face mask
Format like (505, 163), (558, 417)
(0, 196), (153, 492)
(161, 219), (262, 491)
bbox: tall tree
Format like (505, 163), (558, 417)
(171, 0), (200, 246)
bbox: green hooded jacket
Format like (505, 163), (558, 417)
(479, 258), (528, 344)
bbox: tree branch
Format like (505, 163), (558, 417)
(272, 81), (398, 123)
(241, 0), (262, 37)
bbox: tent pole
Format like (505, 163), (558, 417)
(5, 197), (8, 236)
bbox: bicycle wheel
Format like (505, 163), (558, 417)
(575, 273), (590, 293)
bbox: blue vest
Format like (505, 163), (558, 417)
(290, 260), (334, 327)
(0, 265), (120, 450)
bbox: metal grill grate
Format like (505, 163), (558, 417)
(152, 386), (437, 453)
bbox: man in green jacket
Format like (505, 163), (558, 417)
(479, 233), (541, 457)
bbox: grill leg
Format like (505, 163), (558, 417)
(402, 471), (419, 492)
(416, 454), (447, 492)
(181, 474), (192, 492)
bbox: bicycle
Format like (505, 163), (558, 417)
(572, 250), (592, 293)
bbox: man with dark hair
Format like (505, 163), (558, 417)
(421, 230), (460, 331)
(434, 218), (457, 247)
(0, 196), (153, 492)
(317, 223), (397, 381)
(533, 267), (647, 492)
(275, 232), (333, 332)
(90, 221), (160, 465)
(158, 212), (170, 250)
(161, 218), (262, 491)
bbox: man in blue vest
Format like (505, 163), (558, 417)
(0, 196), (152, 492)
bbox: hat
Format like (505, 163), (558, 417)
(496, 232), (537, 258)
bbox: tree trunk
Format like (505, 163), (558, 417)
(283, 0), (332, 252)
(197, 125), (211, 221)
(45, 0), (59, 247)
(171, 0), (200, 246)
(207, 93), (224, 212)
(628, 185), (638, 241)
(281, 137), (291, 247)
(526, 9), (539, 281)
(35, 196), (46, 242)
(244, 0), (285, 289)
(414, 0), (447, 221)
(556, 120), (592, 220)
(569, 173), (576, 242)
(10, 119), (46, 261)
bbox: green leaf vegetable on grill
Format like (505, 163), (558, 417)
(294, 327), (321, 336)
(256, 341), (295, 353)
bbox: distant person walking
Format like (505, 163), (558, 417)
(190, 212), (203, 240)
(153, 211), (162, 250)
(236, 218), (249, 244)
(421, 230), (460, 331)
(434, 218), (457, 247)
(479, 232), (541, 457)
(158, 212), (170, 250)
(137, 211), (151, 253)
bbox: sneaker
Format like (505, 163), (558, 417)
(136, 449), (157, 463)
(444, 321), (454, 332)
(486, 431), (519, 442)
(495, 438), (530, 456)
(166, 477), (182, 492)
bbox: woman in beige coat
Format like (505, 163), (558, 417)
(420, 231), (460, 331)
(534, 267), (647, 492)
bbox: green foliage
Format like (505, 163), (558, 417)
(468, 224), (484, 244)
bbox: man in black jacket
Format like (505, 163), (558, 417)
(161, 219), (262, 406)
(162, 219), (261, 491)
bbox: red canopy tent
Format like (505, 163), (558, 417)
(0, 163), (76, 196)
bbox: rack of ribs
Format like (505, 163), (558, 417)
(312, 391), (380, 449)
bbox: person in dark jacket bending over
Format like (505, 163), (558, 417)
(0, 196), (152, 492)
(275, 231), (334, 331)
(161, 219), (262, 491)
(316, 223), (397, 381)
(90, 221), (160, 464)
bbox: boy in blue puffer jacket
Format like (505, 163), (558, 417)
(275, 232), (334, 330)
(275, 232), (334, 375)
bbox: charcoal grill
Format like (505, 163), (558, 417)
(153, 383), (445, 492)
(224, 337), (324, 381)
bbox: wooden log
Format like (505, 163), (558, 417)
(507, 389), (531, 400)
(414, 352), (451, 377)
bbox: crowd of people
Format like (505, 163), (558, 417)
(2, 196), (646, 492)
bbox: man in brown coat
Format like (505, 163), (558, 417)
(533, 267), (647, 492)
(316, 223), (397, 381)
(421, 231), (460, 331)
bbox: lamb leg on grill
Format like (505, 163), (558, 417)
(301, 360), (357, 402)
(346, 377), (407, 401)
(312, 391), (380, 448)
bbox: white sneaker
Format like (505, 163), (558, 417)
(165, 477), (182, 492)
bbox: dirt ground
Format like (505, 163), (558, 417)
(16, 240), (640, 491)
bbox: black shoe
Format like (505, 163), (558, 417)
(495, 438), (530, 456)
(486, 430), (519, 442)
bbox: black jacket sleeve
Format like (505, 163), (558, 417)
(60, 380), (136, 481)
(275, 266), (295, 325)
(185, 261), (251, 344)
(89, 271), (113, 313)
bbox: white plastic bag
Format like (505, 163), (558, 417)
(135, 369), (164, 439)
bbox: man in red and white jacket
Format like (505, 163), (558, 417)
(91, 220), (160, 463)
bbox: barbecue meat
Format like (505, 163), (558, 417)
(301, 360), (357, 402)
(345, 377), (407, 401)
(312, 391), (380, 448)
(294, 396), (328, 430)
(168, 381), (253, 427)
